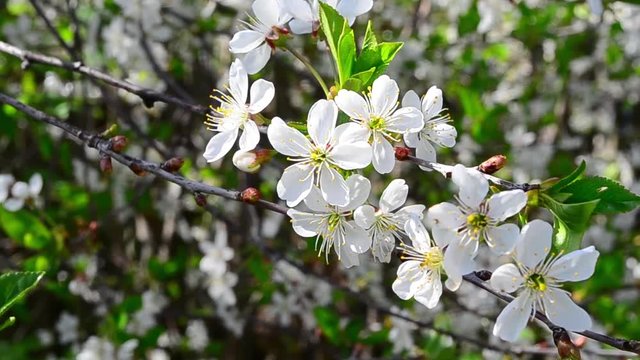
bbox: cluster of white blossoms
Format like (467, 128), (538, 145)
(201, 0), (601, 344)
(0, 173), (42, 212)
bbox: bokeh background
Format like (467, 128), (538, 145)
(1, 0), (639, 358)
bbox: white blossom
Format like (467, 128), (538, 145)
(204, 59), (274, 163)
(491, 220), (599, 342)
(268, 99), (371, 207)
(1, 173), (43, 212)
(288, 174), (371, 267)
(334, 75), (424, 174)
(55, 312), (79, 344)
(402, 87), (457, 169)
(282, 0), (373, 34)
(427, 164), (527, 290)
(354, 179), (425, 263)
(392, 218), (451, 309)
(229, 0), (291, 74)
(186, 320), (210, 351)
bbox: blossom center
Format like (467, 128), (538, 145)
(327, 212), (342, 232)
(466, 213), (487, 235)
(368, 116), (386, 131)
(309, 147), (329, 166)
(420, 247), (443, 270)
(525, 273), (547, 292)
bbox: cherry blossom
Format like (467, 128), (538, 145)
(491, 220), (599, 342)
(426, 164), (527, 290)
(203, 59), (274, 163)
(282, 0), (373, 34)
(354, 179), (425, 262)
(229, 0), (292, 74)
(288, 175), (371, 267)
(334, 75), (424, 174)
(402, 86), (457, 170)
(268, 99), (371, 207)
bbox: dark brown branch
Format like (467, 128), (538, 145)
(1, 93), (637, 355)
(0, 41), (207, 114)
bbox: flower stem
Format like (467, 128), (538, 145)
(284, 45), (330, 97)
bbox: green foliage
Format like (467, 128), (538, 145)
(0, 271), (45, 331)
(560, 176), (640, 214)
(319, 4), (403, 91)
(541, 194), (599, 253)
(0, 208), (53, 250)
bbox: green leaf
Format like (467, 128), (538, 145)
(545, 161), (586, 194)
(319, 3), (356, 85)
(362, 21), (378, 49)
(0, 317), (15, 332)
(0, 208), (53, 250)
(0, 271), (45, 330)
(561, 176), (640, 214)
(313, 307), (341, 345)
(541, 194), (599, 253)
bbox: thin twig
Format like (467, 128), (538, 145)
(0, 41), (207, 114)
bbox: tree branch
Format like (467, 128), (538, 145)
(0, 41), (207, 113)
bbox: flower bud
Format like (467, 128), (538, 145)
(394, 147), (410, 161)
(241, 187), (261, 203)
(100, 155), (113, 174)
(129, 162), (147, 176)
(194, 193), (207, 207)
(553, 328), (582, 360)
(161, 157), (184, 173)
(110, 135), (128, 153)
(233, 149), (272, 173)
(478, 155), (507, 174)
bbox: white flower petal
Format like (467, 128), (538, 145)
(392, 261), (421, 300)
(267, 117), (312, 157)
(493, 293), (534, 342)
(287, 209), (321, 237)
(354, 205), (375, 229)
(307, 99), (337, 147)
(334, 89), (369, 120)
(288, 18), (313, 34)
(277, 163), (314, 207)
(403, 132), (419, 147)
(515, 220), (552, 269)
(370, 75), (399, 116)
(386, 107), (424, 133)
(28, 173), (43, 196)
(371, 134), (395, 174)
(303, 186), (331, 213)
(443, 241), (476, 291)
(319, 165), (349, 207)
(401, 90), (421, 110)
(11, 182), (29, 199)
(338, 245), (360, 268)
(487, 190), (527, 221)
(281, 0), (314, 21)
(238, 120), (260, 151)
(548, 246), (599, 282)
(252, 0), (282, 26)
(415, 140), (436, 170)
(330, 142), (371, 170)
(229, 30), (265, 54)
(426, 202), (465, 229)
(372, 234), (395, 263)
(3, 197), (25, 212)
(335, 0), (372, 17)
(452, 164), (488, 209)
(414, 275), (442, 309)
(341, 175), (371, 212)
(431, 227), (458, 249)
(203, 128), (239, 162)
(485, 223), (519, 255)
(228, 59), (248, 104)
(422, 86), (443, 119)
(404, 218), (431, 253)
(333, 122), (369, 143)
(542, 288), (592, 332)
(239, 43), (271, 75)
(395, 204), (426, 222)
(490, 264), (524, 293)
(379, 179), (408, 213)
(248, 79), (274, 113)
(427, 123), (457, 148)
(345, 221), (371, 254)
